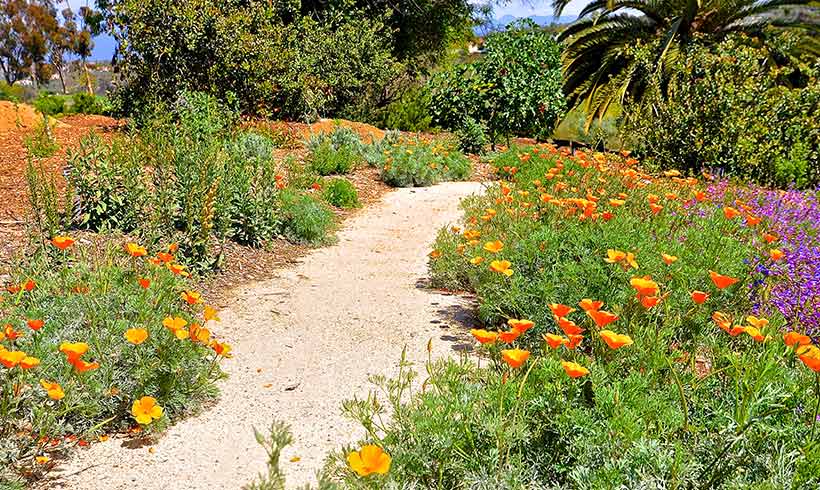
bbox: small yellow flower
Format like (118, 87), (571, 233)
(131, 396), (164, 425)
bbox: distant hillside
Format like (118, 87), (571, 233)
(475, 14), (578, 35)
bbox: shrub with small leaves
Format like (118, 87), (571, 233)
(277, 189), (335, 244)
(307, 127), (365, 175)
(321, 178), (360, 209)
(376, 137), (471, 187)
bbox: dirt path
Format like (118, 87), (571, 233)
(48, 182), (484, 490)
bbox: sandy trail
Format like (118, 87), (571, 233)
(48, 182), (484, 490)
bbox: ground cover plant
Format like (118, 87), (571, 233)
(0, 237), (230, 485)
(319, 146), (820, 488)
(369, 135), (471, 188)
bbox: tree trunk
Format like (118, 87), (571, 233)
(30, 62), (38, 91)
(56, 64), (67, 94)
(82, 59), (93, 95)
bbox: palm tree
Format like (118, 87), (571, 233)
(554, 0), (819, 124)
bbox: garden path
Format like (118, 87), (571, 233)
(49, 181), (484, 490)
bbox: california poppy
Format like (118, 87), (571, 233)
(498, 330), (521, 343)
(189, 324), (211, 343)
(763, 233), (777, 244)
(723, 207), (740, 219)
(125, 242), (147, 257)
(599, 330), (633, 349)
(501, 349), (530, 368)
(649, 203), (663, 215)
(661, 254), (678, 265)
(630, 276), (659, 297)
(131, 396), (164, 425)
(796, 345), (820, 372)
(51, 236), (75, 250)
(588, 309), (618, 328)
(639, 295), (660, 309)
(742, 326), (766, 342)
(347, 445), (391, 476)
(489, 260), (513, 277)
(27, 319), (44, 331)
(561, 360), (589, 378)
(125, 328), (149, 345)
(204, 306), (221, 322)
(71, 359), (100, 372)
(746, 316), (769, 329)
(483, 240), (504, 253)
(784, 331), (811, 348)
(690, 290), (709, 305)
(428, 250), (442, 259)
(20, 356), (40, 369)
(508, 319), (535, 334)
(769, 249), (784, 261)
(0, 350), (26, 368)
(566, 334), (584, 350)
(59, 342), (89, 362)
(549, 303), (575, 317)
(470, 256), (484, 265)
(138, 278), (150, 289)
(543, 333), (567, 349)
(4, 324), (21, 341)
(709, 270), (739, 289)
(181, 291), (202, 305)
(557, 316), (584, 336)
(579, 299), (603, 312)
(210, 340), (232, 358)
(40, 379), (64, 400)
(156, 252), (174, 263)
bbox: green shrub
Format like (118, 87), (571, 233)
(70, 93), (110, 115)
(622, 34), (819, 188)
(277, 189), (334, 244)
(0, 82), (25, 102)
(65, 133), (148, 233)
(223, 132), (282, 246)
(376, 137), (471, 187)
(0, 241), (229, 480)
(377, 85), (432, 132)
(321, 178), (360, 209)
(307, 128), (364, 176)
(454, 116), (487, 154)
(429, 20), (566, 144)
(32, 93), (67, 116)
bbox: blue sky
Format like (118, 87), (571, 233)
(475, 0), (588, 17)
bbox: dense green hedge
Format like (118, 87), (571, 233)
(622, 34), (819, 188)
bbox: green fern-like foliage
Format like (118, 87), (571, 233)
(556, 0), (820, 126)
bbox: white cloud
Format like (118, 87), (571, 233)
(471, 0), (588, 18)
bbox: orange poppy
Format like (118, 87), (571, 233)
(661, 254), (678, 265)
(59, 342), (89, 362)
(694, 191), (707, 202)
(210, 340), (233, 358)
(746, 316), (769, 329)
(189, 324), (211, 343)
(156, 252), (174, 263)
(709, 270), (739, 289)
(543, 333), (567, 349)
(639, 295), (660, 309)
(649, 203), (663, 215)
(498, 330), (521, 343)
(565, 334), (584, 350)
(587, 309), (619, 328)
(549, 303), (575, 317)
(124, 328), (149, 345)
(180, 291), (202, 305)
(690, 290), (709, 305)
(796, 345), (820, 372)
(763, 233), (777, 244)
(508, 319), (535, 334)
(556, 316), (584, 336)
(723, 207), (741, 219)
(20, 356), (40, 369)
(745, 215), (761, 226)
(347, 445), (392, 476)
(40, 379), (65, 400)
(501, 349), (530, 368)
(742, 326), (766, 342)
(138, 278), (150, 289)
(604, 249), (627, 263)
(167, 263), (187, 276)
(125, 242), (147, 257)
(51, 236), (75, 250)
(784, 331), (811, 348)
(27, 319), (44, 331)
(71, 359), (100, 372)
(769, 249), (784, 261)
(579, 299), (603, 312)
(469, 256), (484, 265)
(24, 279), (35, 291)
(561, 360), (589, 378)
(428, 250), (442, 259)
(4, 324), (21, 341)
(599, 330), (633, 349)
(483, 240), (504, 253)
(630, 276), (659, 297)
(489, 260), (514, 277)
(0, 350), (26, 368)
(609, 199), (625, 207)
(131, 396), (164, 425)
(204, 306), (221, 322)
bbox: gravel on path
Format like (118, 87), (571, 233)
(47, 181), (484, 490)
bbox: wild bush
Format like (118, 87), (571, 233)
(622, 34), (819, 189)
(276, 189), (335, 245)
(375, 137), (471, 187)
(322, 178), (360, 209)
(307, 128), (364, 176)
(32, 93), (66, 116)
(23, 118), (60, 159)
